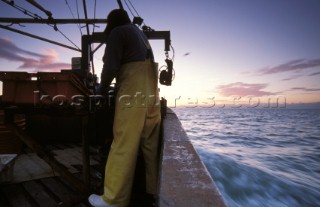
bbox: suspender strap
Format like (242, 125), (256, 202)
(132, 25), (153, 60)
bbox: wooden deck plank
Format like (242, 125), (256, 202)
(57, 173), (81, 193)
(22, 181), (58, 207)
(40, 177), (74, 203)
(0, 192), (10, 207)
(1, 144), (116, 207)
(0, 184), (37, 207)
(41, 177), (91, 207)
(73, 203), (89, 207)
(0, 186), (13, 207)
(12, 153), (55, 183)
(6, 124), (87, 194)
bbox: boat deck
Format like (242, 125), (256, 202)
(0, 143), (154, 207)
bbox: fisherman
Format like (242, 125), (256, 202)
(88, 9), (161, 207)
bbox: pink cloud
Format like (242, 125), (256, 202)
(217, 82), (276, 97)
(0, 37), (70, 72)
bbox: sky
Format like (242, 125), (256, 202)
(0, 0), (320, 107)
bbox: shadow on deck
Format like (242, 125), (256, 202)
(0, 143), (154, 207)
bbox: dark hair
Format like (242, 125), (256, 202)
(104, 9), (131, 35)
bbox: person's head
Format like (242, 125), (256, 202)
(104, 9), (131, 35)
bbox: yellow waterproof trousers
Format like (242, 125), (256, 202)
(102, 60), (161, 207)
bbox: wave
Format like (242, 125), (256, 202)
(197, 149), (320, 207)
(173, 108), (320, 207)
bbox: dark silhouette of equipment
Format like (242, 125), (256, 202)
(160, 59), (174, 86)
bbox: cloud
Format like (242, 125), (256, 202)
(309, 71), (320, 76)
(281, 74), (301, 81)
(290, 87), (320, 92)
(281, 70), (320, 81)
(0, 37), (70, 71)
(252, 58), (320, 76)
(217, 82), (276, 97)
(281, 69), (320, 81)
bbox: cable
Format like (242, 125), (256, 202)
(92, 0), (97, 34)
(121, 0), (175, 83)
(80, 0), (96, 83)
(64, 0), (76, 19)
(25, 0), (52, 18)
(56, 29), (81, 50)
(90, 0), (98, 78)
(127, 0), (140, 17)
(1, 0), (81, 51)
(123, 0), (148, 28)
(123, 0), (135, 17)
(82, 0), (90, 35)
(0, 24), (81, 52)
(170, 44), (175, 61)
(1, 0), (41, 19)
(45, 21), (80, 50)
(76, 0), (82, 28)
(65, 0), (82, 36)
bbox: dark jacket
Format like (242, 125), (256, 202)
(98, 23), (154, 93)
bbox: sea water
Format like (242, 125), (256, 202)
(173, 108), (320, 207)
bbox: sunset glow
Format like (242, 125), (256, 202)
(1, 1), (319, 107)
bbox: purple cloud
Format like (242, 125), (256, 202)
(0, 37), (70, 71)
(309, 71), (320, 76)
(253, 58), (320, 76)
(290, 87), (320, 92)
(217, 82), (276, 97)
(281, 74), (301, 81)
(282, 71), (320, 81)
